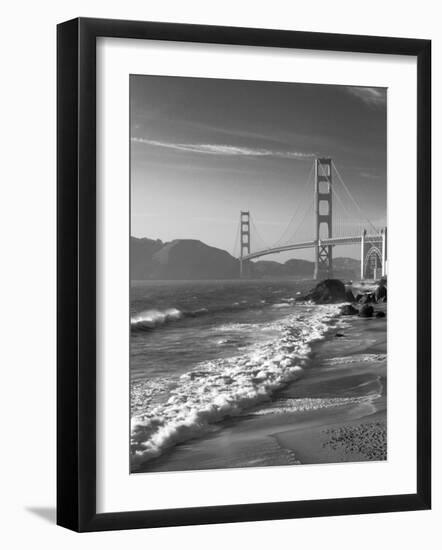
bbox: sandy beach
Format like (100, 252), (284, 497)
(135, 299), (387, 473)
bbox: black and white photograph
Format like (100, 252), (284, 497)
(0, 0), (435, 542)
(129, 75), (388, 473)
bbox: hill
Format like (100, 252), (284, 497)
(131, 237), (238, 280)
(130, 236), (360, 280)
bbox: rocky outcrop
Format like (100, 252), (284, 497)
(358, 293), (374, 304)
(345, 288), (356, 302)
(374, 279), (387, 302)
(340, 304), (358, 315)
(355, 281), (387, 305)
(305, 279), (347, 304)
(359, 304), (374, 318)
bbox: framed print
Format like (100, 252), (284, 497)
(57, 17), (431, 532)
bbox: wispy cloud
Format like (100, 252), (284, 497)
(131, 137), (315, 160)
(346, 87), (386, 108)
(360, 171), (381, 180)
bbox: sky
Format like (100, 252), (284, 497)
(130, 75), (386, 261)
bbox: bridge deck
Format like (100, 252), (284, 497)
(241, 234), (382, 261)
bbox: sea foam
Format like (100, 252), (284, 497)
(130, 305), (341, 466)
(250, 396), (378, 416)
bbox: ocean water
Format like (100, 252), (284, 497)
(130, 279), (345, 470)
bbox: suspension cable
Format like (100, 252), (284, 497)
(250, 215), (270, 251)
(332, 161), (379, 234)
(272, 159), (315, 247)
(285, 193), (315, 244)
(331, 185), (357, 235)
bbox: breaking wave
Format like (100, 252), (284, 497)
(130, 299), (292, 332)
(131, 308), (184, 330)
(130, 305), (341, 466)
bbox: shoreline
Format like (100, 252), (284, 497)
(133, 300), (387, 473)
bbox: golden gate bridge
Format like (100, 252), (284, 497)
(233, 158), (387, 280)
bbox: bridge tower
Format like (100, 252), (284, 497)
(314, 157), (333, 280)
(239, 211), (251, 278)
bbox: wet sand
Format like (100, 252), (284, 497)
(272, 303), (387, 465)
(137, 303), (387, 473)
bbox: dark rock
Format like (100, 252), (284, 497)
(374, 279), (387, 303)
(375, 311), (386, 318)
(305, 279), (347, 304)
(359, 304), (374, 318)
(359, 293), (374, 304)
(340, 304), (358, 316)
(345, 288), (356, 302)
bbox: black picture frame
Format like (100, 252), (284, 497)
(57, 17), (431, 532)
